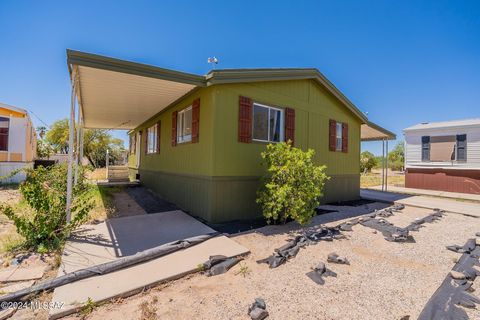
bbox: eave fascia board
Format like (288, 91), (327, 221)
(364, 120), (396, 140)
(66, 49), (207, 87)
(403, 124), (480, 133)
(206, 69), (369, 123)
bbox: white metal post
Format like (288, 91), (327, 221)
(74, 102), (81, 185)
(66, 79), (76, 223)
(381, 139), (385, 192)
(105, 149), (109, 181)
(385, 139), (389, 191)
(79, 107), (84, 166)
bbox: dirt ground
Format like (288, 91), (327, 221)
(61, 204), (480, 320)
(360, 170), (405, 188)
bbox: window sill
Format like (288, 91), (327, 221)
(252, 139), (283, 144)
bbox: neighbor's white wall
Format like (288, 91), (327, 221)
(7, 117), (27, 157)
(404, 125), (480, 169)
(0, 162), (33, 183)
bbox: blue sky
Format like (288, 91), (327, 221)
(1, 0), (479, 155)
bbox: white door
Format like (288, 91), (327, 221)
(135, 132), (141, 167)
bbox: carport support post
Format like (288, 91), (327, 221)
(74, 101), (81, 185)
(385, 139), (389, 191)
(381, 139), (385, 191)
(66, 81), (76, 223)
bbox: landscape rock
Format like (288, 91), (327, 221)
(249, 307), (269, 320)
(9, 259), (19, 267)
(248, 298), (268, 320)
(450, 270), (466, 280)
(327, 252), (349, 265)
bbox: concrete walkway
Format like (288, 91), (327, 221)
(395, 196), (480, 218)
(368, 185), (480, 202)
(360, 189), (411, 203)
(361, 189), (480, 218)
(50, 211), (249, 319)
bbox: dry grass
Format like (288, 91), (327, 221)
(86, 168), (107, 181)
(86, 185), (122, 221)
(138, 296), (158, 320)
(360, 172), (405, 188)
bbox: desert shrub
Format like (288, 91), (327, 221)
(388, 142), (405, 171)
(360, 151), (377, 173)
(256, 141), (329, 225)
(0, 164), (93, 251)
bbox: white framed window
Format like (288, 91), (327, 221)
(147, 124), (158, 154)
(336, 122), (343, 151)
(177, 106), (192, 143)
(252, 103), (284, 143)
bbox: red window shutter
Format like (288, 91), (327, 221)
(192, 98), (200, 143)
(342, 123), (348, 153)
(156, 121), (161, 153)
(284, 107), (295, 145)
(238, 96), (253, 143)
(329, 119), (336, 151)
(144, 130), (148, 154)
(171, 111), (177, 147)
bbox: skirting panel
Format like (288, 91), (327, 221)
(406, 168), (480, 195)
(137, 169), (360, 223)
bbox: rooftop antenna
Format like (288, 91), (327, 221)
(207, 56), (218, 69)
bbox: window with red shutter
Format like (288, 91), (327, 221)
(285, 108), (295, 145)
(342, 123), (348, 153)
(157, 121), (161, 153)
(238, 96), (253, 143)
(191, 98), (200, 143)
(171, 111), (177, 146)
(329, 119), (336, 151)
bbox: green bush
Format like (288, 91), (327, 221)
(360, 151), (377, 173)
(256, 142), (329, 225)
(0, 164), (93, 251)
(388, 142), (405, 171)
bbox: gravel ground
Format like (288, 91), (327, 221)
(62, 203), (480, 320)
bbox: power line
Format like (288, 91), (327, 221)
(28, 109), (51, 129)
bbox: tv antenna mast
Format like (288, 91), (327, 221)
(207, 56), (218, 69)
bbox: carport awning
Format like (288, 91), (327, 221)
(68, 50), (396, 140)
(67, 50), (205, 129)
(361, 121), (396, 141)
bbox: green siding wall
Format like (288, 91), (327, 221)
(128, 87), (215, 176)
(128, 79), (362, 222)
(211, 80), (362, 177)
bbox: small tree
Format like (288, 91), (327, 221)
(256, 142), (329, 225)
(0, 164), (93, 252)
(360, 151), (377, 174)
(388, 142), (405, 171)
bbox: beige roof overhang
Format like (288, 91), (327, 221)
(67, 50), (206, 129)
(361, 120), (396, 141)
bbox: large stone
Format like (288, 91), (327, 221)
(450, 270), (466, 280)
(249, 307), (269, 320)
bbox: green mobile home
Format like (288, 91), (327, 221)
(67, 50), (395, 223)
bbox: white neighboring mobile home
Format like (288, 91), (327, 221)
(0, 102), (37, 183)
(403, 118), (480, 194)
